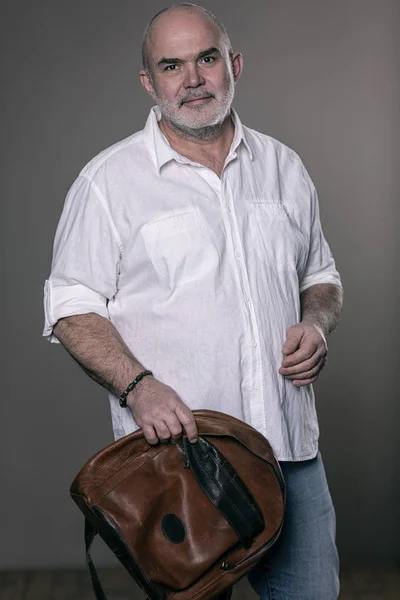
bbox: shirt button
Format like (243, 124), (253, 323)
(226, 205), (232, 212)
(243, 293), (250, 303)
(235, 250), (241, 258)
(252, 341), (258, 348)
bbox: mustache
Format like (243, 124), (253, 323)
(180, 92), (216, 105)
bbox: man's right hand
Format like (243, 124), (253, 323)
(127, 377), (198, 446)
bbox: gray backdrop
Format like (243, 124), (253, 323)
(2, 0), (399, 568)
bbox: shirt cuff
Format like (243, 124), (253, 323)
(43, 279), (110, 343)
(299, 272), (342, 294)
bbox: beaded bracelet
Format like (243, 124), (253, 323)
(119, 370), (153, 408)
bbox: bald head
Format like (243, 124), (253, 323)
(142, 3), (233, 77)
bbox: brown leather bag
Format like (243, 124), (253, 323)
(70, 409), (286, 600)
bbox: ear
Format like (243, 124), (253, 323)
(230, 52), (243, 83)
(140, 70), (156, 99)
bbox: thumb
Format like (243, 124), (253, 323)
(282, 328), (302, 355)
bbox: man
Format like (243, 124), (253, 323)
(43, 4), (343, 599)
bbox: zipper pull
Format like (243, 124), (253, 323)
(220, 561), (235, 571)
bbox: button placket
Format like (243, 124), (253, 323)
(222, 179), (252, 306)
(221, 175), (266, 427)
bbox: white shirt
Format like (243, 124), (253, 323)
(43, 107), (342, 461)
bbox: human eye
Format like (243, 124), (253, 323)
(201, 55), (216, 65)
(164, 64), (177, 71)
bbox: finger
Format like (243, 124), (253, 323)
(282, 330), (302, 356)
(155, 421), (172, 444)
(142, 424), (159, 445)
(282, 356), (326, 380)
(175, 405), (198, 443)
(293, 375), (319, 386)
(279, 351), (326, 376)
(281, 339), (322, 368)
(164, 413), (183, 443)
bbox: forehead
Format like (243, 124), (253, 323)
(148, 9), (224, 62)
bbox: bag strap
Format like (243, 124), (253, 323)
(85, 518), (108, 600)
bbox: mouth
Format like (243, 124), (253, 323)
(182, 96), (213, 106)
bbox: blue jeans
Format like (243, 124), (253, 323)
(217, 453), (339, 600)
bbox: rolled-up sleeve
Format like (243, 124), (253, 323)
(299, 165), (342, 293)
(43, 175), (122, 343)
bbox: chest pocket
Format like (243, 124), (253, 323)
(249, 201), (308, 274)
(141, 210), (218, 288)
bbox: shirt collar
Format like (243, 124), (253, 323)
(143, 105), (253, 173)
(230, 107), (254, 161)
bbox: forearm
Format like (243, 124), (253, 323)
(53, 312), (147, 397)
(300, 283), (343, 336)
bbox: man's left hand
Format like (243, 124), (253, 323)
(279, 322), (327, 386)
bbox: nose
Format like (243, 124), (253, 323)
(183, 62), (204, 88)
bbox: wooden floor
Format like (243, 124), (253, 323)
(0, 564), (399, 599)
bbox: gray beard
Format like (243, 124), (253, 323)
(162, 113), (230, 141)
(154, 77), (235, 142)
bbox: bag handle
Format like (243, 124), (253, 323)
(193, 410), (275, 464)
